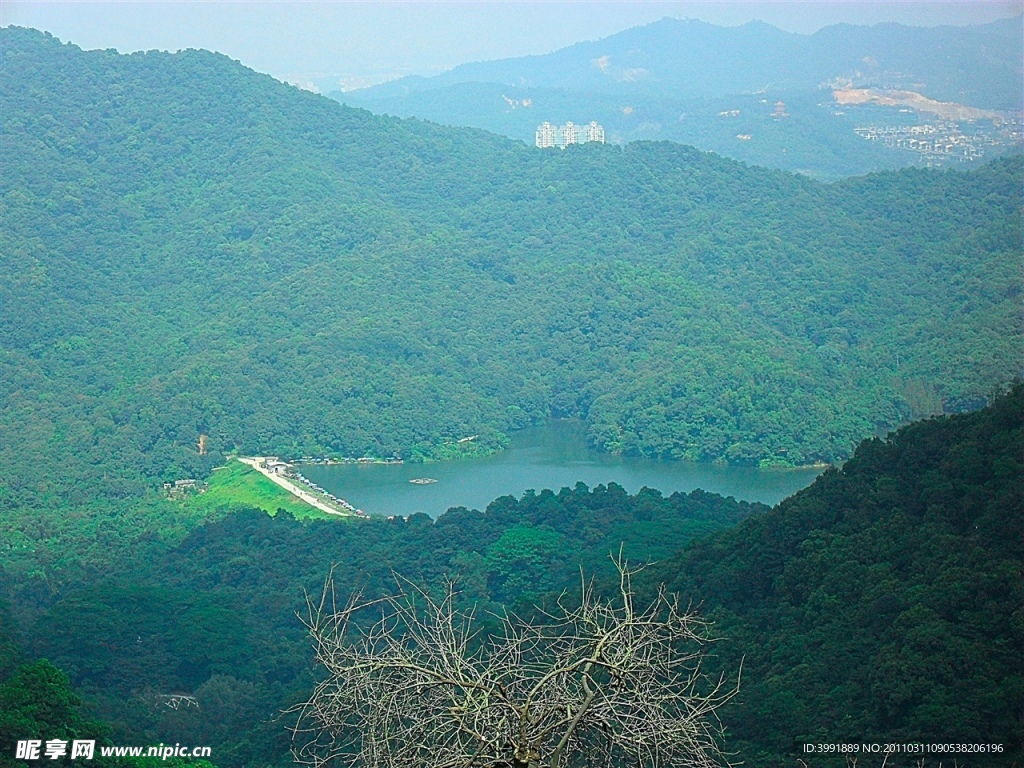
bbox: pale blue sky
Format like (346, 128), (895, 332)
(2, 1), (1020, 92)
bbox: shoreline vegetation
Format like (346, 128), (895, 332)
(214, 438), (832, 521)
(293, 456), (405, 466)
(282, 426), (835, 473)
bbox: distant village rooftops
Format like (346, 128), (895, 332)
(536, 121), (605, 149)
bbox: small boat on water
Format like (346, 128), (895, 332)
(409, 478), (438, 485)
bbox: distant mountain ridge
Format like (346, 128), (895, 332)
(356, 17), (1022, 109)
(338, 16), (1023, 178)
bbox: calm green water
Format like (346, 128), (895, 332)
(301, 421), (824, 519)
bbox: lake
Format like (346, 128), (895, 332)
(301, 420), (825, 519)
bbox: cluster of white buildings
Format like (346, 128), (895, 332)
(535, 121), (605, 149)
(854, 123), (986, 162)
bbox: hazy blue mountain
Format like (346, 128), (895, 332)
(350, 17), (1022, 109)
(338, 83), (914, 178)
(336, 17), (1023, 178)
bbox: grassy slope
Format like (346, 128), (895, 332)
(184, 460), (329, 520)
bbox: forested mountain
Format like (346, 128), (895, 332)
(1, 18), (1021, 768)
(337, 17), (1024, 178)
(339, 83), (916, 179)
(1, 391), (1019, 766)
(2, 27), (1020, 508)
(648, 384), (1024, 765)
(1, 480), (760, 766)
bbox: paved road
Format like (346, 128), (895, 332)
(237, 457), (352, 517)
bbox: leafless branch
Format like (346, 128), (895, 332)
(291, 557), (736, 768)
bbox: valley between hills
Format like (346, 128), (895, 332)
(0, 23), (1021, 768)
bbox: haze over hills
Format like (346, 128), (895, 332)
(355, 17), (1022, 107)
(337, 16), (1024, 178)
(1, 26), (1021, 506)
(0, 22), (1022, 768)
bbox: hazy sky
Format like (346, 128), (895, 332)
(3, 1), (1021, 91)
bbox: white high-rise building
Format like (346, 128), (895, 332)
(535, 122), (557, 148)
(559, 121), (580, 148)
(583, 121), (606, 144)
(535, 121), (605, 149)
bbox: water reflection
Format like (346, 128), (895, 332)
(301, 421), (824, 518)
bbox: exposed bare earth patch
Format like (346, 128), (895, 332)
(833, 88), (1005, 122)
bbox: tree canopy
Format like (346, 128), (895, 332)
(648, 384), (1024, 765)
(1, 26), (1021, 508)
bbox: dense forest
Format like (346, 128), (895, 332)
(1, 27), (1021, 509)
(1, 389), (1019, 766)
(1, 479), (762, 766)
(0, 24), (1021, 768)
(653, 383), (1023, 765)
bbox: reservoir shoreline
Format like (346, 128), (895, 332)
(300, 421), (825, 519)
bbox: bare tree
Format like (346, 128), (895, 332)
(291, 560), (737, 768)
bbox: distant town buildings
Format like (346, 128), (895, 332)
(855, 122), (994, 164)
(536, 121), (606, 149)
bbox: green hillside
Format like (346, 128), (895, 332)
(3, 482), (760, 767)
(1, 26), (1021, 511)
(0, 21), (1020, 768)
(648, 384), (1024, 765)
(2, 392), (1018, 766)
